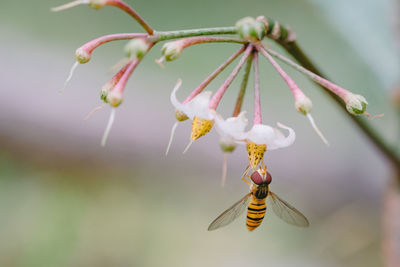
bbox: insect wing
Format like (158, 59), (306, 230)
(268, 191), (309, 227)
(208, 193), (251, 231)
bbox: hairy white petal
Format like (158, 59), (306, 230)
(59, 61), (79, 93)
(51, 0), (89, 12)
(306, 114), (329, 146)
(101, 108), (116, 147)
(165, 121), (179, 155)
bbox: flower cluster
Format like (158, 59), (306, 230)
(54, 0), (377, 182)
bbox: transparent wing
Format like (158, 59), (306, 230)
(208, 193), (251, 231)
(268, 191), (309, 227)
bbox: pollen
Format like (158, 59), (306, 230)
(190, 116), (214, 141)
(246, 141), (266, 169)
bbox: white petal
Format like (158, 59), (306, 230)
(170, 78), (185, 112)
(185, 91), (213, 119)
(214, 111), (248, 141)
(170, 79), (213, 120)
(270, 122), (296, 149)
(245, 122), (295, 150)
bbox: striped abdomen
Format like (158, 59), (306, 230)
(246, 196), (266, 231)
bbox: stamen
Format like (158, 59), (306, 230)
(306, 113), (329, 146)
(221, 153), (228, 187)
(246, 142), (266, 169)
(59, 61), (79, 93)
(51, 0), (89, 12)
(182, 140), (194, 154)
(83, 104), (105, 122)
(364, 112), (384, 120)
(155, 57), (165, 68)
(101, 108), (116, 147)
(190, 117), (214, 141)
(165, 121), (179, 156)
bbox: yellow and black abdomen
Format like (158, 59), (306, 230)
(246, 196), (266, 231)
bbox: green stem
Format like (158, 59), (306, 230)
(152, 27), (237, 42)
(232, 54), (253, 117)
(272, 38), (400, 172)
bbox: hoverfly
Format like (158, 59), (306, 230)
(208, 165), (309, 231)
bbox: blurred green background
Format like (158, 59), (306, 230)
(1, 0), (399, 266)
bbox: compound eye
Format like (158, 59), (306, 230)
(265, 172), (272, 184)
(250, 171), (263, 185)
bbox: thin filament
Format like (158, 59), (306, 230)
(155, 57), (165, 68)
(221, 153), (228, 187)
(59, 61), (79, 93)
(51, 0), (89, 12)
(182, 140), (194, 154)
(165, 121), (179, 156)
(364, 112), (384, 120)
(83, 104), (105, 122)
(306, 113), (329, 146)
(101, 108), (116, 147)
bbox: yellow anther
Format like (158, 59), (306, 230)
(246, 141), (266, 169)
(175, 109), (189, 121)
(190, 116), (214, 141)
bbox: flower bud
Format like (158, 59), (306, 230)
(100, 83), (113, 102)
(295, 95), (312, 115)
(219, 139), (236, 153)
(88, 0), (107, 9)
(75, 47), (91, 64)
(124, 39), (148, 59)
(175, 109), (188, 121)
(107, 91), (123, 107)
(235, 17), (266, 42)
(343, 93), (368, 115)
(161, 41), (183, 61)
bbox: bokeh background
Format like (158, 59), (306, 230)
(1, 0), (400, 266)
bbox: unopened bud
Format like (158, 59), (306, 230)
(175, 109), (188, 121)
(124, 39), (148, 58)
(107, 91), (123, 107)
(75, 47), (91, 64)
(100, 83), (113, 102)
(219, 139), (236, 153)
(161, 41), (183, 61)
(235, 17), (266, 42)
(343, 93), (368, 115)
(88, 0), (106, 9)
(295, 95), (312, 115)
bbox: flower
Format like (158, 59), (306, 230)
(170, 79), (214, 121)
(165, 79), (215, 155)
(214, 111), (295, 169)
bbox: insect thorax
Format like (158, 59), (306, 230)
(253, 183), (269, 199)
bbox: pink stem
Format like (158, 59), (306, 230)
(253, 52), (262, 125)
(112, 43), (154, 93)
(259, 45), (350, 99)
(106, 0), (154, 35)
(182, 46), (245, 104)
(209, 45), (253, 110)
(112, 59), (140, 93)
(256, 45), (305, 100)
(80, 33), (147, 55)
(109, 62), (131, 87)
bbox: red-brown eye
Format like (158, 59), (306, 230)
(265, 172), (272, 184)
(250, 171), (263, 185)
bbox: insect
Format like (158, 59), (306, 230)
(208, 165), (309, 231)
